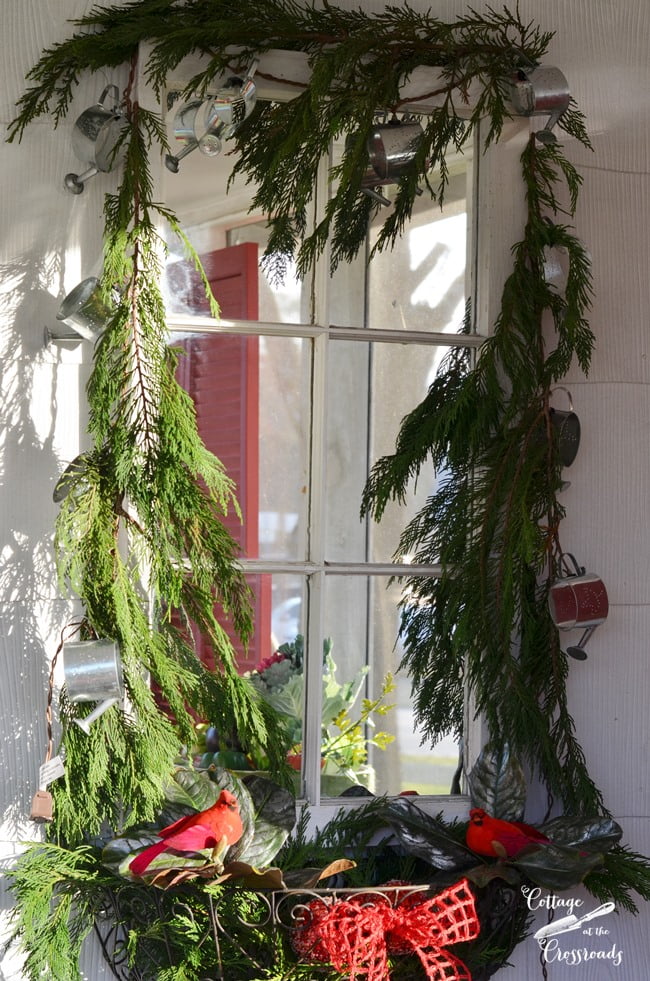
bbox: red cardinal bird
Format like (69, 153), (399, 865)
(130, 789), (243, 877)
(466, 808), (549, 858)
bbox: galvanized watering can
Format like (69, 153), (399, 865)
(349, 118), (424, 206)
(63, 639), (123, 733)
(165, 60), (258, 173)
(509, 64), (570, 143)
(64, 85), (127, 193)
(549, 387), (581, 468)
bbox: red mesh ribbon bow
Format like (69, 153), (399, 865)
(292, 878), (480, 981)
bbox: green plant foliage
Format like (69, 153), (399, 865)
(8, 0), (581, 280)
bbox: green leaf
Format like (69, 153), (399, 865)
(381, 799), (476, 871)
(164, 765), (220, 811)
(540, 816), (623, 854)
(236, 774), (297, 868)
(511, 843), (604, 891)
(468, 743), (527, 821)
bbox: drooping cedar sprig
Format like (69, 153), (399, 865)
(362, 135), (600, 816)
(47, 73), (292, 842)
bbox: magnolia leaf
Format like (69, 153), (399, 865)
(382, 799), (476, 871)
(540, 816), (623, 854)
(148, 862), (225, 889)
(283, 859), (357, 889)
(164, 766), (220, 811)
(511, 842), (604, 891)
(102, 830), (214, 878)
(215, 861), (287, 889)
(468, 744), (527, 821)
(236, 774), (297, 868)
(465, 863), (521, 889)
(102, 833), (161, 877)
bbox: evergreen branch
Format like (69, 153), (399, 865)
(363, 106), (597, 814)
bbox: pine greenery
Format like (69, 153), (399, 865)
(7, 0), (650, 976)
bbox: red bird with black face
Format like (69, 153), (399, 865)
(466, 807), (549, 859)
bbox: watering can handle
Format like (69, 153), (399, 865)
(550, 386), (574, 412)
(559, 552), (585, 578)
(98, 84), (121, 112)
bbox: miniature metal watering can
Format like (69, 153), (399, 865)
(64, 85), (127, 194)
(63, 639), (123, 733)
(548, 554), (609, 660)
(349, 118), (424, 206)
(56, 276), (114, 341)
(549, 387), (581, 468)
(509, 64), (570, 143)
(165, 60), (258, 173)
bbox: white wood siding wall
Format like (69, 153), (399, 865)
(1, 0), (650, 977)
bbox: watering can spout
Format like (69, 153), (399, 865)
(74, 697), (120, 734)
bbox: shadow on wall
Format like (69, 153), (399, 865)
(0, 249), (89, 848)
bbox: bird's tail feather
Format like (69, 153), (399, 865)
(129, 838), (170, 877)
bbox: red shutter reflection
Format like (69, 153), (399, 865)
(167, 242), (271, 683)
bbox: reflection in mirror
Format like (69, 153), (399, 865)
(162, 95), (473, 799)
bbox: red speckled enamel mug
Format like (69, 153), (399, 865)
(548, 554), (609, 660)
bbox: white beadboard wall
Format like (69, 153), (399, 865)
(3, 0), (650, 978)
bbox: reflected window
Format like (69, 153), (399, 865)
(163, 104), (475, 803)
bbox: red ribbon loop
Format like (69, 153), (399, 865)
(293, 878), (480, 981)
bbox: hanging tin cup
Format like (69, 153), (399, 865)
(508, 64), (570, 143)
(549, 387), (581, 467)
(548, 554), (609, 660)
(63, 639), (123, 733)
(64, 85), (127, 193)
(56, 277), (113, 341)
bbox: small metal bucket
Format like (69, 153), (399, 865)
(57, 277), (113, 341)
(63, 639), (123, 733)
(549, 387), (581, 467)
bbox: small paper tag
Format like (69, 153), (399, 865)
(39, 756), (65, 790)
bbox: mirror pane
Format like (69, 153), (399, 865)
(169, 330), (311, 561)
(325, 338), (442, 564)
(321, 575), (461, 797)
